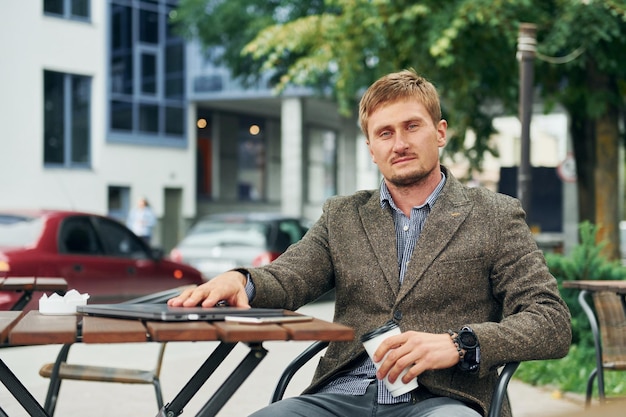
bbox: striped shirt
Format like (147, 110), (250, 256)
(318, 172), (446, 404)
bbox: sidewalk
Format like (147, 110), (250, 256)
(0, 300), (588, 416)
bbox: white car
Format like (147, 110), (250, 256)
(169, 213), (309, 280)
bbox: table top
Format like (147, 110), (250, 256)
(0, 277), (68, 292)
(562, 280), (626, 294)
(0, 310), (355, 346)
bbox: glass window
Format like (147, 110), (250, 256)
(44, 0), (63, 15)
(139, 9), (159, 44)
(111, 100), (133, 131)
(71, 76), (91, 163)
(44, 71), (65, 164)
(95, 217), (149, 259)
(165, 106), (184, 135)
(44, 0), (90, 19)
(108, 186), (130, 223)
(44, 70), (91, 167)
(141, 53), (157, 94)
(108, 1), (186, 143)
(139, 103), (159, 133)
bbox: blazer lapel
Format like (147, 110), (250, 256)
(397, 174), (473, 302)
(359, 192), (401, 295)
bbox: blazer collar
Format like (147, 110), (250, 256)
(398, 167), (472, 301)
(357, 166), (472, 299)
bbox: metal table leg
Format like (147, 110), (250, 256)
(0, 359), (49, 417)
(156, 341), (268, 417)
(195, 343), (267, 416)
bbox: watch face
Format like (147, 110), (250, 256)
(459, 330), (478, 349)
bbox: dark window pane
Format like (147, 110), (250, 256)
(139, 9), (159, 44)
(165, 76), (184, 99)
(71, 0), (90, 18)
(111, 100), (133, 131)
(111, 5), (132, 50)
(111, 54), (134, 95)
(71, 76), (91, 163)
(141, 53), (157, 94)
(44, 71), (65, 164)
(165, 43), (184, 98)
(165, 106), (184, 136)
(139, 104), (159, 133)
(165, 43), (183, 73)
(44, 0), (63, 15)
(95, 217), (148, 259)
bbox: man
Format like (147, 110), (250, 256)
(169, 69), (572, 416)
(126, 197), (156, 245)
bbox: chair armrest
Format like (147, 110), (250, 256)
(270, 341), (329, 403)
(488, 362), (520, 417)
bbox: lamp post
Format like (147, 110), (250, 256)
(517, 23), (536, 222)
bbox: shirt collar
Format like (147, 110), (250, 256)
(379, 170), (447, 211)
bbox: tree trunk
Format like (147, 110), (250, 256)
(589, 66), (621, 261)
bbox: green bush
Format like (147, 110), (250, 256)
(515, 221), (626, 396)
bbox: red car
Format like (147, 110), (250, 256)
(0, 210), (204, 310)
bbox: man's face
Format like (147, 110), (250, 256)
(366, 99), (447, 187)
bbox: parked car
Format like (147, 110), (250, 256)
(0, 210), (205, 310)
(169, 213), (310, 279)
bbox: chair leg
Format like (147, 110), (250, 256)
(153, 378), (164, 410)
(585, 368), (597, 408)
(43, 343), (72, 417)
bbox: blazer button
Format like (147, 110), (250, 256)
(393, 310), (403, 321)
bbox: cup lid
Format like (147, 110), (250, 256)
(360, 320), (399, 342)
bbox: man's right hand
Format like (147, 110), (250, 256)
(167, 270), (250, 308)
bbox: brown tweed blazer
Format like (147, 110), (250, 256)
(249, 166), (571, 417)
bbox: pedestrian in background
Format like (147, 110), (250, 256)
(127, 197), (156, 245)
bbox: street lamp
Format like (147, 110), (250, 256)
(517, 23), (537, 223)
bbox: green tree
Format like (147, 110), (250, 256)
(174, 0), (626, 259)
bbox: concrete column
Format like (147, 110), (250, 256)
(281, 97), (304, 216)
(356, 132), (381, 190)
(336, 116), (358, 196)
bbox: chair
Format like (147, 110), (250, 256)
(38, 286), (194, 416)
(578, 290), (626, 407)
(270, 340), (519, 417)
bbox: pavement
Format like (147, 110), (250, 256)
(0, 299), (590, 416)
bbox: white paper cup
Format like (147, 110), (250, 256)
(361, 320), (419, 397)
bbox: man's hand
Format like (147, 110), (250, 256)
(167, 270), (250, 308)
(373, 331), (461, 384)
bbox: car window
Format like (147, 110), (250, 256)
(0, 215), (44, 246)
(59, 216), (103, 255)
(94, 217), (150, 259)
(183, 221), (268, 248)
(278, 220), (307, 244)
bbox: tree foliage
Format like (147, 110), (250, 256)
(174, 0), (626, 259)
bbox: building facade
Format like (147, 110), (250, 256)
(0, 1), (376, 251)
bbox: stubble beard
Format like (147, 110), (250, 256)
(388, 168), (430, 189)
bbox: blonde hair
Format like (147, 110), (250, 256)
(359, 69), (442, 139)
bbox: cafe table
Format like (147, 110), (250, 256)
(562, 280), (626, 313)
(0, 277), (68, 311)
(0, 310), (354, 417)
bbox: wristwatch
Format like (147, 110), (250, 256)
(456, 326), (480, 373)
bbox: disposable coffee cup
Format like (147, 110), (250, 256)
(361, 320), (419, 397)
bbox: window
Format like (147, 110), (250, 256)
(109, 1), (186, 144)
(44, 0), (90, 20)
(238, 118), (266, 201)
(108, 186), (130, 223)
(44, 70), (91, 167)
